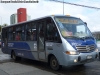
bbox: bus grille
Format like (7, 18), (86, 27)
(76, 45), (95, 52)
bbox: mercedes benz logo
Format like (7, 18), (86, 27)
(86, 46), (90, 51)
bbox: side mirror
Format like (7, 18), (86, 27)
(84, 22), (87, 26)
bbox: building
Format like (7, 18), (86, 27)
(10, 8), (31, 24)
(27, 15), (31, 21)
(10, 13), (17, 24)
(17, 8), (27, 23)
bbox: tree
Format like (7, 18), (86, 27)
(0, 23), (8, 32)
(2, 23), (8, 27)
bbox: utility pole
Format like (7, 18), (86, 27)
(63, 0), (64, 15)
(0, 16), (2, 26)
(0, 16), (2, 38)
(0, 16), (2, 33)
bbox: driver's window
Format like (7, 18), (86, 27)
(77, 25), (85, 32)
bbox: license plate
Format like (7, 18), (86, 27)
(87, 55), (92, 59)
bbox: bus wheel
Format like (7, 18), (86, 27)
(12, 51), (21, 61)
(50, 56), (62, 71)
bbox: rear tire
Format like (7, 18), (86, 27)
(50, 56), (62, 71)
(11, 51), (21, 61)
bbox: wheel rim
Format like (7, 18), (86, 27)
(52, 59), (57, 67)
(50, 56), (59, 70)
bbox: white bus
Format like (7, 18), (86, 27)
(2, 15), (98, 70)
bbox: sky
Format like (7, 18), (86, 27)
(0, 0), (100, 32)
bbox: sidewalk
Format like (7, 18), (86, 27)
(0, 54), (11, 63)
(0, 49), (11, 63)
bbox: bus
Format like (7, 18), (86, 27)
(1, 15), (99, 70)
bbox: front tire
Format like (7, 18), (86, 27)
(50, 56), (62, 71)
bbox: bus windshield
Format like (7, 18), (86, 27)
(55, 16), (92, 38)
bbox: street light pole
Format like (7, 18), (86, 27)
(63, 0), (64, 15)
(0, 16), (2, 34)
(0, 16), (2, 26)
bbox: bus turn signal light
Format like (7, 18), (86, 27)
(66, 51), (80, 55)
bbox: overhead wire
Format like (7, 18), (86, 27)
(76, 0), (100, 6)
(48, 0), (100, 10)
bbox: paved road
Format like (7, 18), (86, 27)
(0, 59), (100, 75)
(0, 48), (100, 75)
(0, 49), (56, 75)
(0, 62), (57, 75)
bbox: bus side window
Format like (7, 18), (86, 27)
(15, 32), (21, 41)
(31, 31), (35, 41)
(46, 18), (61, 43)
(46, 23), (53, 41)
(26, 23), (31, 41)
(31, 22), (37, 41)
(8, 27), (13, 41)
(22, 25), (25, 41)
(15, 26), (22, 41)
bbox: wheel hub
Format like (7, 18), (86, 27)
(52, 59), (57, 67)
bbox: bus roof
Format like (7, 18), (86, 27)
(2, 15), (79, 28)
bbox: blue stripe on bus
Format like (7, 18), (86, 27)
(8, 42), (31, 50)
(14, 49), (35, 60)
(2, 42), (36, 60)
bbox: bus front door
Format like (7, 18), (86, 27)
(37, 21), (46, 61)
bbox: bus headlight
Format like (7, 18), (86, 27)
(95, 48), (99, 52)
(66, 51), (80, 55)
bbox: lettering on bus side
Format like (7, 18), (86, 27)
(46, 43), (53, 47)
(34, 43), (37, 51)
(8, 43), (14, 47)
(71, 42), (81, 46)
(46, 43), (53, 50)
(18, 53), (24, 56)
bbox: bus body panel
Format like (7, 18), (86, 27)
(2, 41), (39, 60)
(59, 36), (98, 66)
(45, 41), (65, 65)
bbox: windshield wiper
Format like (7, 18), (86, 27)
(80, 36), (94, 40)
(65, 36), (94, 40)
(65, 36), (81, 39)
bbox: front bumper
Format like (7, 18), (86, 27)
(64, 52), (98, 66)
